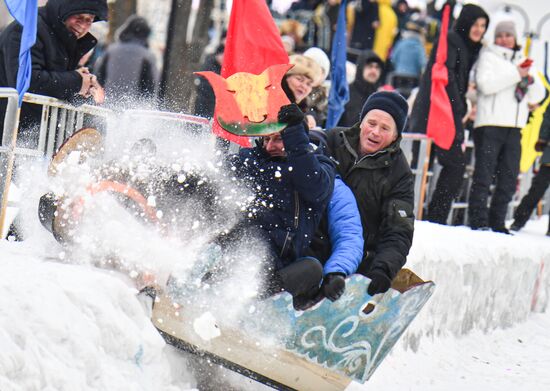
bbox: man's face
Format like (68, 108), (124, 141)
(264, 133), (286, 157)
(64, 13), (95, 39)
(362, 62), (382, 84)
(359, 109), (398, 155)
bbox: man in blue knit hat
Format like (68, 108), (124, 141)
(326, 91), (415, 295)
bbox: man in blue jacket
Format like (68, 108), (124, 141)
(305, 130), (364, 304)
(227, 104), (336, 309)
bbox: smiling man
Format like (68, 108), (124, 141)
(0, 0), (108, 146)
(326, 91), (415, 296)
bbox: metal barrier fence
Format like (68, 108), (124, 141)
(405, 135), (549, 225)
(401, 133), (432, 219)
(0, 89), (548, 237)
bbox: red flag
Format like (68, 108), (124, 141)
(426, 4), (455, 150)
(213, 0), (289, 147)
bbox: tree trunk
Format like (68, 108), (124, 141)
(160, 0), (215, 112)
(108, 0), (138, 43)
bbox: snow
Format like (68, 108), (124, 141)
(193, 312), (221, 341)
(0, 241), (196, 391)
(1, 216), (548, 390)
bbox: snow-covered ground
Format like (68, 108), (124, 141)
(1, 214), (549, 391)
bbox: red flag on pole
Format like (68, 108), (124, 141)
(426, 4), (455, 150)
(213, 0), (289, 147)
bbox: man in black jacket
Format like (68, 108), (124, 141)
(326, 91), (415, 295)
(0, 0), (108, 146)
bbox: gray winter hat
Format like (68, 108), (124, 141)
(494, 20), (517, 40)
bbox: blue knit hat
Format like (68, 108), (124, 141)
(360, 91), (409, 134)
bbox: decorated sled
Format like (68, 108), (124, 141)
(152, 269), (435, 391)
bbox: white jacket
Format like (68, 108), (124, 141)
(474, 44), (545, 129)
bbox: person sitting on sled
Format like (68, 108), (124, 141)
(304, 130), (364, 305)
(225, 102), (336, 310)
(326, 91), (415, 296)
(278, 54), (364, 305)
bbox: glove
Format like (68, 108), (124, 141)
(278, 103), (305, 126)
(535, 139), (548, 152)
(322, 273), (346, 301)
(366, 268), (392, 296)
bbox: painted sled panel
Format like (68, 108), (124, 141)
(152, 270), (434, 390)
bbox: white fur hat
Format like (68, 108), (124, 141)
(303, 47), (331, 85)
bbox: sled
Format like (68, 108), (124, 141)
(152, 268), (435, 390)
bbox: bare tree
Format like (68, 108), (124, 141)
(160, 0), (215, 112)
(108, 0), (138, 43)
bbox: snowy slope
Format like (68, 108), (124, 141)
(0, 216), (549, 390)
(0, 241), (196, 391)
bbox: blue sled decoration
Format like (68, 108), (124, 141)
(155, 270), (434, 390)
(256, 274), (435, 383)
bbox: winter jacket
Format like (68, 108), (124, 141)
(306, 176), (364, 276)
(409, 3), (489, 142)
(390, 32), (427, 78)
(95, 16), (158, 104)
(373, 0), (398, 61)
(338, 51), (382, 127)
(0, 0), (107, 143)
(540, 105), (550, 166)
(228, 123), (335, 269)
(326, 125), (415, 280)
(349, 0), (379, 52)
(474, 44), (545, 129)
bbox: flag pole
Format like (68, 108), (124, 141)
(0, 105), (21, 238)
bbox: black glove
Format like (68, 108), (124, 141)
(322, 273), (346, 301)
(278, 103), (305, 126)
(535, 139), (548, 152)
(366, 268), (392, 296)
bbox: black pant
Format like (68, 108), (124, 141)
(427, 140), (467, 225)
(513, 165), (550, 231)
(468, 126), (521, 228)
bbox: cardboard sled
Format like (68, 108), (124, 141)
(152, 269), (435, 391)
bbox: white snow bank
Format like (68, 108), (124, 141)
(356, 310), (550, 391)
(402, 219), (550, 348)
(0, 216), (548, 390)
(0, 242), (196, 391)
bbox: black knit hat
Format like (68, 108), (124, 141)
(360, 91), (409, 134)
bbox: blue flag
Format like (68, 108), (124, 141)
(5, 0), (38, 106)
(326, 0), (349, 130)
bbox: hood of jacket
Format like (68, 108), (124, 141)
(355, 50), (384, 83)
(45, 0), (108, 23)
(117, 15), (151, 46)
(486, 43), (522, 62)
(453, 3), (489, 56)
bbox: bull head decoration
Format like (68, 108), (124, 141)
(195, 64), (293, 137)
